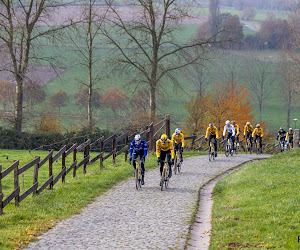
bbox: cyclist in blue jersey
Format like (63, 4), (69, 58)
(129, 134), (147, 185)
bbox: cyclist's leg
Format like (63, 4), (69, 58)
(167, 150), (172, 178)
(259, 136), (262, 149)
(139, 151), (145, 183)
(178, 142), (183, 162)
(132, 151), (138, 169)
(231, 134), (235, 149)
(227, 133), (233, 150)
(211, 135), (217, 156)
(160, 151), (167, 176)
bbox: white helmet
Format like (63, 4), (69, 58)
(175, 128), (181, 134)
(225, 120), (230, 125)
(134, 134), (141, 142)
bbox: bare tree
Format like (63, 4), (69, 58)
(209, 0), (220, 43)
(243, 52), (274, 124)
(67, 0), (107, 129)
(101, 0), (223, 121)
(0, 0), (73, 131)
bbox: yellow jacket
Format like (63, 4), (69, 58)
(285, 132), (293, 140)
(233, 124), (240, 136)
(252, 128), (263, 137)
(244, 125), (253, 135)
(205, 126), (219, 139)
(172, 133), (185, 147)
(156, 139), (175, 159)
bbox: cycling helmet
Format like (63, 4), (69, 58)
(225, 120), (230, 125)
(289, 128), (293, 131)
(135, 134), (141, 142)
(256, 124), (260, 128)
(232, 120), (236, 124)
(175, 128), (181, 135)
(280, 127), (283, 130)
(161, 134), (168, 142)
(246, 122), (251, 125)
(209, 123), (214, 127)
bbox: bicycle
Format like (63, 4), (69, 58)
(225, 137), (234, 157)
(173, 150), (182, 174)
(254, 137), (262, 155)
(133, 159), (143, 190)
(278, 140), (285, 152)
(233, 139), (240, 155)
(245, 136), (253, 154)
(159, 160), (170, 191)
(208, 139), (216, 161)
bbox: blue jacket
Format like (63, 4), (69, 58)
(129, 140), (147, 158)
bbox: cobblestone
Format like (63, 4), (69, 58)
(26, 154), (266, 249)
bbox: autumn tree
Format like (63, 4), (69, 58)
(0, 0), (73, 131)
(50, 89), (69, 115)
(23, 80), (46, 111)
(0, 80), (15, 109)
(242, 7), (256, 20)
(101, 87), (127, 118)
(184, 79), (254, 135)
(74, 88), (101, 113)
(34, 112), (61, 134)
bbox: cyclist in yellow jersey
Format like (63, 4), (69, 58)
(285, 128), (294, 148)
(244, 122), (254, 148)
(232, 120), (240, 149)
(204, 123), (219, 157)
(156, 134), (174, 178)
(252, 124), (263, 150)
(172, 128), (185, 163)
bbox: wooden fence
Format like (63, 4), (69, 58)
(0, 114), (281, 215)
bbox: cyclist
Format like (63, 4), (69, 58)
(252, 124), (263, 151)
(171, 128), (185, 163)
(156, 134), (174, 180)
(232, 120), (240, 149)
(204, 123), (219, 157)
(223, 120), (235, 151)
(129, 134), (147, 185)
(244, 122), (254, 148)
(285, 128), (294, 148)
(276, 127), (286, 146)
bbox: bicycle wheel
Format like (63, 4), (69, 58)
(225, 145), (229, 157)
(135, 167), (139, 190)
(165, 164), (169, 189)
(178, 162), (181, 172)
(138, 168), (142, 188)
(160, 169), (165, 191)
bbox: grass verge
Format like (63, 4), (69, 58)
(210, 149), (300, 249)
(0, 149), (205, 249)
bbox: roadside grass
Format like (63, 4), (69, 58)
(210, 149), (300, 249)
(0, 149), (204, 249)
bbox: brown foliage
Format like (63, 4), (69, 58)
(101, 86), (127, 117)
(34, 113), (61, 134)
(49, 89), (69, 114)
(184, 79), (254, 135)
(74, 88), (101, 109)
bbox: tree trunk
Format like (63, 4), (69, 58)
(259, 101), (262, 124)
(14, 77), (23, 132)
(286, 90), (291, 129)
(87, 0), (93, 130)
(150, 85), (156, 121)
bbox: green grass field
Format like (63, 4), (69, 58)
(0, 149), (204, 248)
(210, 149), (300, 249)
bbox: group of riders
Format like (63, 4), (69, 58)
(128, 120), (295, 186)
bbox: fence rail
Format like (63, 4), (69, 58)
(0, 114), (276, 215)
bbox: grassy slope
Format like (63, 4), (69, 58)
(0, 149), (204, 249)
(210, 149), (300, 249)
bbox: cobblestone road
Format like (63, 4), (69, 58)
(27, 154), (267, 250)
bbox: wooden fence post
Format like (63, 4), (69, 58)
(14, 161), (19, 207)
(99, 139), (104, 169)
(165, 114), (170, 138)
(0, 165), (3, 215)
(33, 156), (40, 195)
(73, 148), (77, 178)
(49, 150), (53, 189)
(112, 137), (116, 165)
(124, 135), (129, 162)
(62, 151), (66, 183)
(83, 139), (89, 174)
